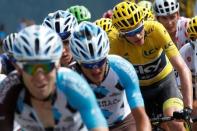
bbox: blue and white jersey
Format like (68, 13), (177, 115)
(0, 68), (107, 131)
(0, 53), (15, 74)
(77, 55), (144, 126)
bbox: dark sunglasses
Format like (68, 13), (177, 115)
(80, 58), (106, 69)
(22, 63), (55, 75)
(121, 24), (144, 37)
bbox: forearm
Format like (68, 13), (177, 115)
(91, 127), (109, 131)
(132, 107), (151, 131)
(179, 67), (193, 108)
(135, 116), (151, 131)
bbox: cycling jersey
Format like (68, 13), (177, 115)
(109, 20), (180, 86)
(175, 17), (190, 49)
(0, 53), (15, 74)
(0, 68), (107, 131)
(73, 55), (144, 127)
(178, 42), (197, 99)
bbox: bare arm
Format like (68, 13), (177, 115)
(91, 127), (109, 131)
(132, 107), (151, 131)
(169, 55), (193, 108)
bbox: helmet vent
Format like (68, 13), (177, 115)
(80, 50), (88, 59)
(88, 43), (94, 57)
(21, 36), (30, 46)
(85, 27), (92, 40)
(130, 5), (135, 11)
(8, 37), (13, 51)
(122, 20), (129, 27)
(23, 46), (31, 56)
(35, 38), (40, 54)
(127, 18), (134, 26)
(55, 22), (60, 33)
(45, 21), (52, 28)
(55, 13), (60, 19)
(65, 18), (70, 25)
(98, 35), (102, 46)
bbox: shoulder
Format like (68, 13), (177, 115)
(179, 43), (193, 54)
(56, 67), (92, 97)
(108, 55), (136, 73)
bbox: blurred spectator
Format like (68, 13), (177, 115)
(0, 24), (6, 54)
(17, 18), (35, 31)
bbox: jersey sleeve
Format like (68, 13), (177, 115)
(109, 55), (144, 109)
(154, 22), (180, 59)
(57, 68), (108, 129)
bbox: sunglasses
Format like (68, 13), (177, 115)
(21, 63), (55, 75)
(121, 23), (144, 37)
(58, 32), (71, 41)
(80, 58), (106, 69)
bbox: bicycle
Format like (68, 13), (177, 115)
(151, 108), (197, 131)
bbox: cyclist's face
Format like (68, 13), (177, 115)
(80, 59), (107, 85)
(125, 30), (145, 45)
(21, 63), (56, 100)
(156, 12), (179, 35)
(60, 40), (72, 67)
(122, 23), (145, 45)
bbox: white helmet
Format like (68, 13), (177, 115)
(13, 25), (63, 64)
(3, 33), (17, 55)
(70, 21), (109, 63)
(42, 10), (78, 40)
(154, 0), (179, 16)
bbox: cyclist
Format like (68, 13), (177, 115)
(178, 16), (197, 130)
(69, 21), (151, 131)
(0, 25), (108, 131)
(137, 0), (155, 21)
(42, 10), (77, 67)
(153, 0), (190, 49)
(67, 5), (91, 23)
(95, 18), (118, 35)
(0, 33), (17, 74)
(109, 1), (192, 131)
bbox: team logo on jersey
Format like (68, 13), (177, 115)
(93, 86), (109, 99)
(143, 47), (159, 56)
(134, 51), (166, 80)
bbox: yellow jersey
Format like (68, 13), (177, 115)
(109, 20), (180, 86)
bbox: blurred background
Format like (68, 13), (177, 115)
(0, 0), (120, 34)
(0, 0), (197, 35)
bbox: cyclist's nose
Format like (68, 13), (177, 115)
(33, 68), (47, 80)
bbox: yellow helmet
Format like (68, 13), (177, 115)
(139, 6), (155, 21)
(112, 1), (143, 31)
(95, 18), (116, 33)
(187, 16), (197, 39)
(123, 0), (135, 2)
(138, 0), (153, 11)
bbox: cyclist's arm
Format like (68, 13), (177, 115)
(57, 68), (108, 131)
(156, 22), (193, 109)
(169, 55), (193, 109)
(109, 55), (151, 131)
(132, 107), (151, 131)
